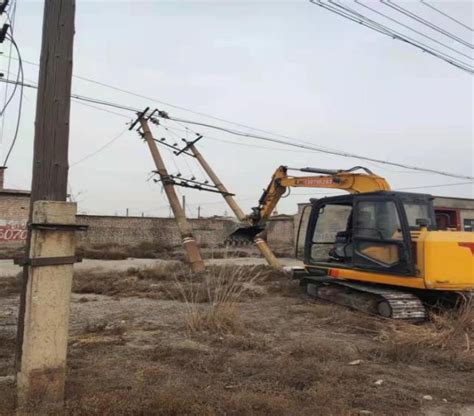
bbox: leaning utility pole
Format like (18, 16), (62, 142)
(16, 0), (79, 410)
(137, 117), (205, 272)
(186, 141), (282, 270)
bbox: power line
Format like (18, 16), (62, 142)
(165, 114), (474, 180)
(69, 128), (128, 167)
(397, 181), (474, 191)
(2, 77), (472, 181)
(2, 33), (24, 166)
(381, 0), (473, 49)
(420, 0), (473, 32)
(354, 0), (473, 61)
(309, 1), (473, 73)
(71, 98), (131, 119)
(0, 0), (17, 150)
(5, 55), (388, 153)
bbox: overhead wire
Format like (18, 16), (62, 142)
(6, 54), (401, 155)
(166, 114), (474, 180)
(309, 1), (473, 73)
(1, 79), (472, 181)
(69, 128), (128, 167)
(420, 0), (473, 32)
(380, 0), (473, 49)
(322, 0), (473, 72)
(397, 181), (474, 191)
(2, 32), (24, 166)
(160, 122), (433, 175)
(71, 98), (131, 119)
(354, 0), (473, 61)
(0, 0), (17, 150)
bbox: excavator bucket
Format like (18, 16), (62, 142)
(226, 224), (265, 245)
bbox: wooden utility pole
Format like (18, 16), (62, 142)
(16, 0), (77, 409)
(187, 143), (282, 270)
(139, 118), (205, 272)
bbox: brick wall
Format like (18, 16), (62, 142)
(0, 191), (296, 253)
(0, 192), (29, 222)
(0, 192), (29, 248)
(266, 216), (295, 248)
(76, 215), (237, 248)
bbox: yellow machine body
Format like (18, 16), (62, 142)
(305, 230), (474, 292)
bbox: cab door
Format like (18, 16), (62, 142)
(352, 195), (415, 276)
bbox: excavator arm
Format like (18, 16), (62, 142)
(230, 165), (390, 242)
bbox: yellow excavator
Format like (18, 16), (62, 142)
(230, 166), (474, 319)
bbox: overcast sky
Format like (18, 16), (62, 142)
(0, 0), (472, 218)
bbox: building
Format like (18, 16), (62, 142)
(1, 166), (473, 256)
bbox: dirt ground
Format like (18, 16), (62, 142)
(0, 258), (473, 416)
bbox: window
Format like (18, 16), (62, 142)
(311, 204), (352, 262)
(355, 200), (401, 240)
(404, 202), (432, 228)
(353, 200), (402, 268)
(464, 219), (474, 232)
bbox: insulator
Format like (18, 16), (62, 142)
(176, 173), (182, 178)
(191, 176), (196, 181)
(204, 180), (209, 184)
(160, 137), (166, 141)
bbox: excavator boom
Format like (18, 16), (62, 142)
(229, 165), (390, 242)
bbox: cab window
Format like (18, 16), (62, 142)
(355, 200), (401, 240)
(311, 203), (352, 262)
(403, 202), (432, 229)
(353, 200), (402, 267)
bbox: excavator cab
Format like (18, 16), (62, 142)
(304, 192), (436, 276)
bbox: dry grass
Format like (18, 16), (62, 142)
(2, 261), (473, 415)
(0, 246), (24, 260)
(0, 272), (22, 297)
(373, 301), (474, 370)
(173, 266), (270, 334)
(76, 242), (258, 261)
(72, 262), (184, 298)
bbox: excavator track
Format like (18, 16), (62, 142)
(304, 279), (427, 320)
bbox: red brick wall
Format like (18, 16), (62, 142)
(0, 193), (29, 247)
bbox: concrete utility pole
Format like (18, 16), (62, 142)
(15, 0), (78, 410)
(139, 118), (205, 272)
(188, 143), (282, 270)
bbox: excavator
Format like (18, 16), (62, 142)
(230, 166), (474, 319)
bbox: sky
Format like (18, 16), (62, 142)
(0, 0), (473, 218)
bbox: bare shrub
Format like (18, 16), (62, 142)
(373, 300), (474, 369)
(175, 266), (267, 335)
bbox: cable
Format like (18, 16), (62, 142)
(310, 1), (473, 73)
(1, 77), (472, 181)
(420, 0), (473, 32)
(381, 0), (473, 49)
(2, 33), (23, 166)
(0, 1), (17, 149)
(397, 181), (474, 191)
(69, 128), (128, 167)
(71, 98), (131, 119)
(328, 0), (473, 72)
(166, 114), (474, 180)
(354, 0), (473, 61)
(6, 54), (398, 154)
